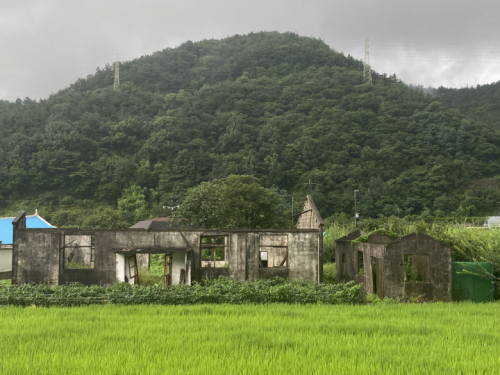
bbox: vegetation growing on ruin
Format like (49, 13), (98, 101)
(350, 228), (400, 246)
(0, 303), (499, 374)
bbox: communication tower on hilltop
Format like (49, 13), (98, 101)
(363, 37), (372, 85)
(113, 55), (120, 91)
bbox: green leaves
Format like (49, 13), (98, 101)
(0, 278), (364, 307)
(176, 175), (282, 228)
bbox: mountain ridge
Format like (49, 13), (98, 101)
(1, 31), (499, 225)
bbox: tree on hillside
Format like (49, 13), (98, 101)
(176, 175), (282, 228)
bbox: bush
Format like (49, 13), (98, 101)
(0, 277), (364, 307)
(323, 263), (336, 284)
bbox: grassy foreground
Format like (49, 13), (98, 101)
(0, 304), (499, 374)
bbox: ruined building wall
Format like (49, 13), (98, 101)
(12, 226), (320, 286)
(295, 195), (324, 283)
(385, 232), (452, 301)
(335, 230), (452, 301)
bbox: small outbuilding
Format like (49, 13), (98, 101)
(336, 231), (452, 301)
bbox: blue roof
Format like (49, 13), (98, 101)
(0, 215), (55, 245)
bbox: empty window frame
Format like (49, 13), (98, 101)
(404, 254), (431, 282)
(64, 234), (94, 269)
(341, 253), (346, 263)
(259, 235), (288, 268)
(200, 236), (229, 268)
(357, 251), (364, 275)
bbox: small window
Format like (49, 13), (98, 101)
(358, 251), (364, 275)
(260, 251), (268, 268)
(341, 253), (345, 263)
(201, 236), (229, 268)
(404, 254), (431, 282)
(64, 234), (94, 269)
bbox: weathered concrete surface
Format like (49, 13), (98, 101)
(295, 195), (324, 283)
(386, 232), (452, 301)
(13, 230), (60, 285)
(0, 246), (12, 273)
(335, 231), (452, 301)
(64, 235), (92, 267)
(12, 227), (321, 286)
(335, 229), (366, 283)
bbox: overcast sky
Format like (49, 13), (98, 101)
(1, 0), (500, 102)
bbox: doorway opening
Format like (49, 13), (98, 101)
(116, 251), (190, 286)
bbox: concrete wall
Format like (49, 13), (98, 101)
(386, 232), (452, 301)
(353, 242), (385, 297)
(12, 231), (60, 284)
(136, 254), (149, 271)
(296, 199), (321, 229)
(64, 235), (92, 267)
(0, 246), (12, 280)
(0, 247), (12, 273)
(335, 230), (452, 301)
(171, 252), (186, 285)
(12, 228), (320, 286)
(295, 196), (324, 282)
(335, 230), (365, 283)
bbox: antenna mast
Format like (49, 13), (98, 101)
(113, 55), (120, 91)
(363, 37), (372, 85)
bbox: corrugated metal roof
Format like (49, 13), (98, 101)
(0, 215), (55, 245)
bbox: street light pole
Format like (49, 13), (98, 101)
(354, 190), (359, 228)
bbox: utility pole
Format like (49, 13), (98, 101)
(354, 190), (360, 228)
(363, 37), (372, 85)
(113, 55), (120, 91)
(291, 197), (295, 227)
(304, 179), (318, 192)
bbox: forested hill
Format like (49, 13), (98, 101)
(433, 82), (500, 129)
(1, 31), (500, 222)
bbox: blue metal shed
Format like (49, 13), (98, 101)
(0, 212), (55, 245)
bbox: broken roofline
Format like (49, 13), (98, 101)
(15, 228), (320, 234)
(113, 247), (190, 254)
(337, 230), (449, 247)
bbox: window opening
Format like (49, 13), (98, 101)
(64, 234), (94, 269)
(341, 253), (345, 263)
(259, 235), (288, 268)
(404, 254), (431, 282)
(260, 251), (268, 268)
(201, 236), (229, 268)
(358, 251), (364, 275)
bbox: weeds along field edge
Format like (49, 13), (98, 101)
(0, 303), (499, 375)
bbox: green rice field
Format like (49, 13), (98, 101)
(1, 303), (499, 374)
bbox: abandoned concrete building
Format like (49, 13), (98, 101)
(335, 230), (452, 301)
(10, 196), (324, 286)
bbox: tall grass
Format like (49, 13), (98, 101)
(0, 303), (498, 374)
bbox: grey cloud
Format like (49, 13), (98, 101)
(1, 0), (500, 101)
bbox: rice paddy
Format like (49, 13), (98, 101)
(0, 303), (499, 374)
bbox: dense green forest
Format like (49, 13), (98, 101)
(1, 31), (500, 226)
(432, 82), (500, 129)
